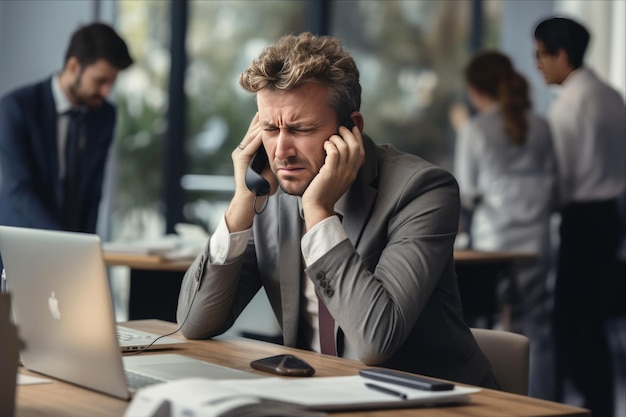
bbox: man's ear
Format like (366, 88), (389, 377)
(65, 57), (82, 77)
(352, 112), (364, 133)
(556, 48), (573, 70)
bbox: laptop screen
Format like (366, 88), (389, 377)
(0, 226), (131, 398)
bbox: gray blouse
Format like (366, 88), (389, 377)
(454, 107), (557, 255)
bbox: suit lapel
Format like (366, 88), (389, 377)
(343, 136), (379, 248)
(80, 113), (96, 196)
(331, 136), (379, 354)
(275, 137), (379, 347)
(277, 193), (303, 346)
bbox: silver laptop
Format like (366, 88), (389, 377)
(0, 226), (259, 400)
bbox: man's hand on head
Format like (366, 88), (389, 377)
(302, 124), (365, 230)
(226, 113), (275, 232)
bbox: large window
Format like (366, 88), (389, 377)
(113, 0), (499, 240)
(114, 1), (171, 240)
(182, 0), (307, 231)
(330, 0), (473, 169)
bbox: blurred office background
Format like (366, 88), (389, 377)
(1, 0), (623, 244)
(1, 0), (624, 413)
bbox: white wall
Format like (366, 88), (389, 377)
(0, 0), (113, 95)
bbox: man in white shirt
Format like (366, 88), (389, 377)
(534, 17), (625, 417)
(177, 32), (497, 388)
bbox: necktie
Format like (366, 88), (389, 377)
(61, 108), (85, 231)
(317, 212), (343, 356)
(318, 295), (337, 355)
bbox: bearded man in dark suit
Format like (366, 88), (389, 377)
(0, 22), (133, 270)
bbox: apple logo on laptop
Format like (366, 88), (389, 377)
(48, 292), (61, 320)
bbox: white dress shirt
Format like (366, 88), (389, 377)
(548, 67), (626, 205)
(51, 75), (73, 180)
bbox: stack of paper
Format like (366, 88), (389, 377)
(125, 375), (480, 417)
(103, 224), (210, 260)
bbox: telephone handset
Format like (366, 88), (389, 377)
(245, 144), (270, 197)
(342, 116), (355, 131)
(244, 117), (357, 197)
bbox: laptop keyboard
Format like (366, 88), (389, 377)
(125, 370), (166, 390)
(117, 330), (153, 342)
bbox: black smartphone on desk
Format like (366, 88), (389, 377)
(250, 354), (315, 377)
(245, 144), (270, 196)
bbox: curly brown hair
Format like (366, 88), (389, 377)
(239, 32), (361, 124)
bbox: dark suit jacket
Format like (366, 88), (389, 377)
(177, 136), (494, 386)
(0, 78), (115, 236)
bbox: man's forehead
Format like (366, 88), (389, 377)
(256, 88), (334, 124)
(83, 59), (118, 74)
(258, 114), (319, 127)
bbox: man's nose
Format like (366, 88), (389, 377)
(100, 83), (113, 97)
(274, 130), (296, 160)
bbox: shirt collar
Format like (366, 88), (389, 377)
(51, 74), (73, 115)
(560, 67), (589, 91)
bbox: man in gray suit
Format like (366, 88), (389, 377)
(177, 33), (496, 387)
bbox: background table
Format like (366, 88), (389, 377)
(104, 249), (534, 327)
(453, 250), (535, 327)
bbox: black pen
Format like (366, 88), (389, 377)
(365, 382), (408, 400)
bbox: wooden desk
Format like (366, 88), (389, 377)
(16, 320), (588, 417)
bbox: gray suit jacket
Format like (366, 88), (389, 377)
(177, 136), (493, 386)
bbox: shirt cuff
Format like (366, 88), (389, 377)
(301, 215), (346, 266)
(209, 216), (252, 264)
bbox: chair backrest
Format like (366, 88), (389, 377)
(470, 328), (529, 395)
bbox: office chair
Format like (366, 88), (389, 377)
(471, 328), (529, 395)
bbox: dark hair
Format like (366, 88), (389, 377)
(464, 51), (531, 146)
(64, 22), (133, 70)
(534, 17), (589, 69)
(240, 32), (361, 124)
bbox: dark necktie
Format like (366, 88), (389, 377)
(317, 212), (342, 356)
(318, 296), (337, 355)
(61, 108), (85, 231)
